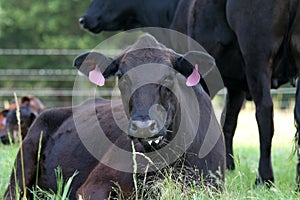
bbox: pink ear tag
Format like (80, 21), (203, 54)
(88, 65), (105, 86)
(2, 117), (6, 126)
(186, 64), (200, 86)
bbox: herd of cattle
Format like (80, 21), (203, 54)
(2, 0), (300, 199)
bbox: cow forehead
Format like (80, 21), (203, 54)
(120, 48), (174, 69)
(120, 64), (177, 89)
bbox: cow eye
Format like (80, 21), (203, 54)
(160, 76), (173, 88)
(159, 77), (173, 96)
(118, 75), (131, 90)
(159, 85), (172, 98)
(115, 70), (123, 78)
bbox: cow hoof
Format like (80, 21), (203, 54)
(296, 185), (300, 193)
(226, 157), (235, 170)
(254, 176), (274, 188)
(296, 176), (300, 192)
(226, 163), (235, 171)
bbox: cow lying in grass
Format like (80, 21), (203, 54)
(4, 34), (225, 200)
(0, 96), (43, 144)
(0, 105), (37, 144)
(75, 35), (225, 199)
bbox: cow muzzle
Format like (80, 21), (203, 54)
(128, 120), (158, 138)
(128, 120), (166, 145)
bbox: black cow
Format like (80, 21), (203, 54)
(4, 35), (225, 200)
(0, 96), (44, 144)
(80, 0), (300, 186)
(0, 105), (37, 144)
(188, 0), (300, 186)
(79, 0), (179, 32)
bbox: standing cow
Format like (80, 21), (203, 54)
(80, 0), (300, 186)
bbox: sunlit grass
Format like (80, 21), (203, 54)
(0, 101), (298, 199)
(0, 143), (19, 196)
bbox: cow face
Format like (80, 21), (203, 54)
(74, 35), (214, 151)
(114, 49), (181, 150)
(0, 106), (37, 144)
(79, 0), (141, 33)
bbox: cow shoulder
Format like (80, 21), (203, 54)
(24, 107), (73, 147)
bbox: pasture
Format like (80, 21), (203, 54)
(0, 100), (297, 199)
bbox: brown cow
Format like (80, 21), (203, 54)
(73, 34), (225, 199)
(4, 34), (225, 200)
(76, 133), (147, 200)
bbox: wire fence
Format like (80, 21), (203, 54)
(0, 49), (121, 56)
(0, 49), (297, 110)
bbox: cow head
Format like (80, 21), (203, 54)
(74, 35), (214, 151)
(79, 0), (179, 33)
(0, 105), (37, 144)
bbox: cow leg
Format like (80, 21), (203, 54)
(244, 60), (274, 186)
(254, 92), (274, 186)
(290, 3), (300, 190)
(225, 0), (292, 186)
(222, 88), (245, 170)
(294, 77), (300, 191)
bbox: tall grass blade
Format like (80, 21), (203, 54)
(14, 92), (27, 199)
(55, 166), (63, 199)
(131, 141), (138, 200)
(61, 169), (79, 200)
(35, 131), (43, 186)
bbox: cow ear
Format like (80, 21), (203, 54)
(73, 52), (119, 86)
(30, 112), (37, 125)
(175, 51), (212, 96)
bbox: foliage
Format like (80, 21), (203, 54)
(0, 0), (109, 69)
(31, 167), (78, 200)
(0, 0), (118, 107)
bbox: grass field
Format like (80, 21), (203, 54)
(0, 101), (298, 199)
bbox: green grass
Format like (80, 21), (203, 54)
(30, 167), (78, 200)
(0, 143), (19, 196)
(0, 104), (298, 199)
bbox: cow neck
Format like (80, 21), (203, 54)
(138, 0), (180, 28)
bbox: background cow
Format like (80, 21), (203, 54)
(0, 105), (37, 144)
(0, 110), (9, 133)
(0, 96), (43, 144)
(78, 0), (179, 32)
(80, 0), (300, 186)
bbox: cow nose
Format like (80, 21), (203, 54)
(0, 134), (9, 144)
(79, 17), (85, 27)
(128, 120), (159, 138)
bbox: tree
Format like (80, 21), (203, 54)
(0, 0), (115, 107)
